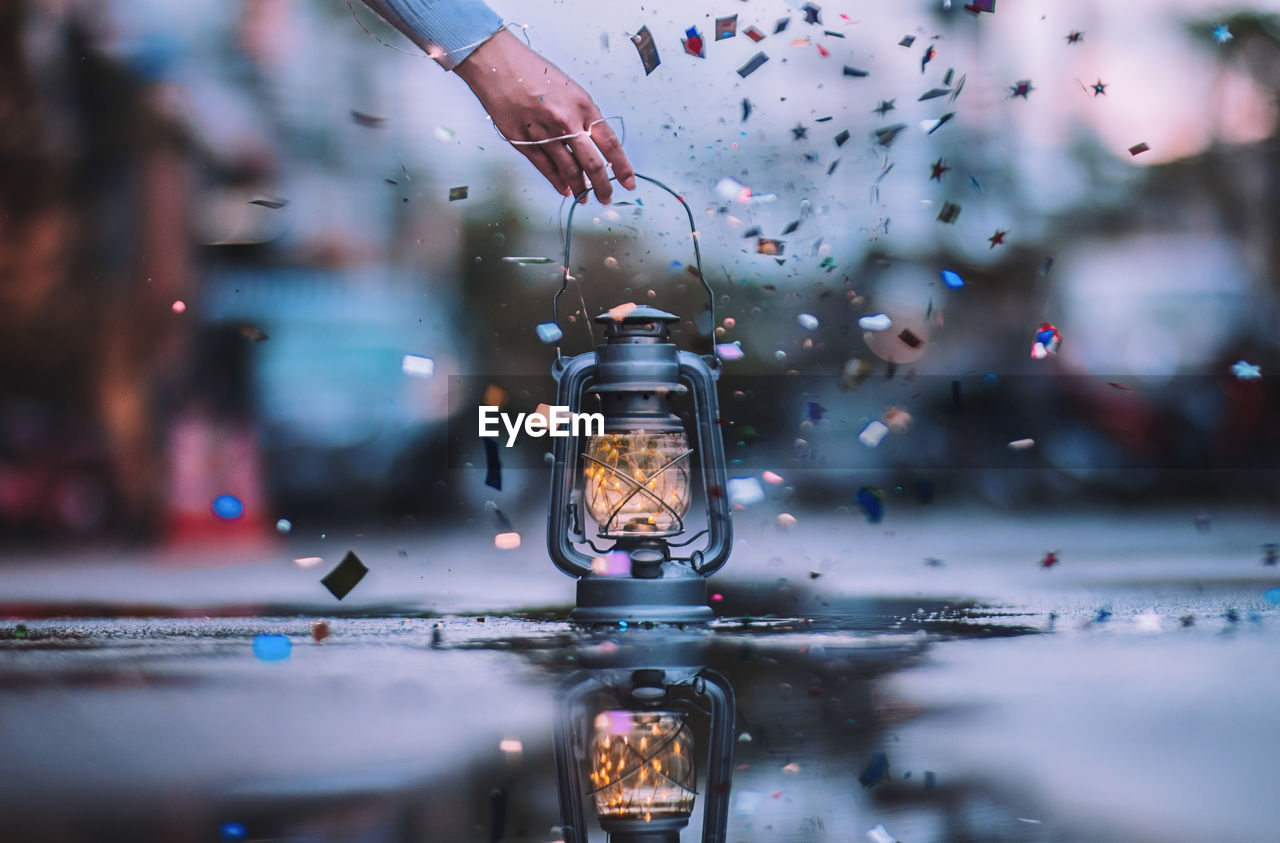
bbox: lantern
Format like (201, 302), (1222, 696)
(547, 175), (732, 623)
(553, 635), (735, 843)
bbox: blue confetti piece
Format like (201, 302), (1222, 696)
(856, 487), (884, 523)
(536, 322), (563, 344)
(940, 269), (965, 289)
(804, 401), (826, 422)
(859, 752), (890, 787)
(211, 494), (244, 520)
(219, 822), (248, 842)
(1037, 328), (1057, 345)
(253, 633), (292, 661)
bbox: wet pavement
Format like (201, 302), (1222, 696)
(1, 508), (1278, 842)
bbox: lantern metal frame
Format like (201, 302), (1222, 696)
(546, 174), (732, 623)
(552, 635), (736, 843)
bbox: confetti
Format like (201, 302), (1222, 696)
(936, 202), (961, 224)
(292, 556), (324, 568)
(495, 532), (521, 550)
(1091, 79), (1107, 97)
(448, 186), (468, 201)
(1009, 79), (1034, 99)
(920, 44), (936, 72)
(856, 487), (884, 523)
(859, 752), (890, 787)
(248, 197), (287, 209)
(1128, 142), (1150, 156)
(782, 762), (801, 774)
(502, 256), (555, 264)
(745, 26), (765, 42)
(988, 228), (1007, 248)
(252, 634), (292, 662)
(774, 17), (790, 34)
(607, 302), (638, 321)
(804, 401), (826, 422)
(931, 159), (951, 181)
(899, 35), (916, 47)
(867, 825), (898, 843)
(776, 512), (798, 528)
(238, 325), (269, 343)
(1030, 322), (1061, 358)
(1040, 551), (1058, 568)
(717, 341), (744, 360)
(1212, 23), (1232, 43)
(631, 26), (661, 74)
(276, 518), (292, 533)
(1230, 360), (1261, 380)
(898, 328), (922, 348)
(499, 739), (523, 754)
(859, 313), (892, 331)
(873, 99), (895, 115)
(922, 112), (955, 134)
(1007, 438), (1036, 450)
(791, 124), (808, 140)
(834, 129), (850, 147)
(802, 3), (821, 24)
(683, 26), (705, 58)
(918, 87), (950, 101)
(1066, 30), (1083, 44)
(401, 354), (435, 377)
(715, 15), (737, 40)
(963, 0), (995, 13)
(757, 238), (784, 256)
(843, 66), (870, 77)
(321, 551), (369, 600)
(484, 439), (502, 491)
(940, 269), (964, 289)
(310, 620), (331, 642)
(171, 300), (186, 314)
(350, 110), (386, 127)
(727, 476), (766, 506)
(762, 471), (784, 484)
(211, 494), (244, 520)
(883, 406), (912, 431)
(219, 822), (249, 841)
(737, 52), (769, 77)
(536, 322), (564, 344)
(859, 420), (889, 448)
(741, 98), (753, 121)
(483, 383), (509, 408)
(874, 124), (907, 147)
(797, 313), (820, 331)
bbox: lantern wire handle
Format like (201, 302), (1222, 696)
(552, 173), (716, 360)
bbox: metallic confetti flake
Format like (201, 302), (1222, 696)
(1128, 142), (1150, 156)
(737, 52), (769, 77)
(745, 26), (765, 42)
(715, 15), (737, 40)
(321, 551), (369, 601)
(401, 354), (435, 377)
(631, 26), (660, 74)
(448, 186), (468, 201)
(682, 26), (705, 58)
(211, 494), (244, 520)
(843, 66), (869, 77)
(834, 129), (850, 146)
(874, 124), (906, 146)
(936, 201), (961, 223)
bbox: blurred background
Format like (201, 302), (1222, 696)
(1, 0), (1278, 541)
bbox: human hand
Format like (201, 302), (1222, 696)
(454, 30), (635, 204)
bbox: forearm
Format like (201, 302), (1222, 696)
(359, 0), (503, 71)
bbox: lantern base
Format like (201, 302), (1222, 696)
(571, 572), (714, 624)
(600, 816), (686, 843)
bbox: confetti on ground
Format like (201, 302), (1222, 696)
(1031, 322), (1061, 358)
(867, 825), (897, 843)
(502, 256), (555, 264)
(859, 752), (890, 787)
(1040, 551), (1059, 568)
(776, 513), (798, 528)
(401, 354), (435, 377)
(350, 110), (386, 127)
(310, 621), (330, 642)
(738, 52), (769, 77)
(484, 439), (502, 491)
(1008, 438), (1036, 450)
(859, 420), (889, 448)
(171, 300), (186, 313)
(1230, 360), (1262, 379)
(321, 551), (369, 600)
(715, 15), (737, 40)
(941, 269), (964, 289)
(683, 26), (705, 58)
(937, 202), (961, 223)
(859, 313), (892, 331)
(252, 634), (292, 662)
(276, 518), (292, 533)
(727, 476), (766, 506)
(797, 313), (820, 330)
(856, 487), (884, 523)
(448, 186), (468, 201)
(248, 197), (287, 209)
(292, 556), (324, 568)
(211, 494), (244, 520)
(536, 322), (563, 344)
(495, 532), (521, 550)
(1128, 142), (1150, 156)
(717, 341), (744, 360)
(631, 26), (660, 74)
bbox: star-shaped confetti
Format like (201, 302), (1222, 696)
(1212, 23), (1232, 43)
(1230, 360), (1261, 380)
(802, 3), (822, 25)
(1066, 30), (1083, 44)
(1091, 79), (1107, 97)
(1009, 79), (1034, 99)
(930, 158), (951, 181)
(873, 99), (896, 115)
(791, 124), (808, 140)
(988, 229), (1007, 248)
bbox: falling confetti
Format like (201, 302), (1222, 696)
(276, 518), (292, 533)
(448, 186), (468, 201)
(859, 752), (890, 787)
(797, 313), (820, 330)
(988, 228), (1007, 248)
(859, 313), (892, 331)
(762, 471), (784, 484)
(484, 439), (502, 491)
(171, 300), (186, 314)
(292, 556), (324, 568)
(715, 15), (737, 40)
(401, 354), (435, 377)
(1230, 360), (1261, 380)
(1030, 322), (1061, 358)
(536, 322), (564, 344)
(940, 269), (964, 288)
(350, 110), (386, 127)
(922, 112), (955, 134)
(682, 26), (705, 58)
(873, 99), (895, 115)
(874, 124), (907, 147)
(867, 825), (897, 843)
(843, 66), (870, 77)
(856, 487), (884, 523)
(737, 52), (769, 77)
(1009, 79), (1034, 99)
(1212, 23), (1232, 43)
(631, 26), (660, 74)
(252, 634), (292, 662)
(495, 532), (521, 550)
(930, 159), (951, 181)
(717, 341), (744, 360)
(745, 26), (765, 42)
(727, 476), (765, 506)
(859, 420), (889, 448)
(963, 0), (995, 13)
(1007, 438), (1036, 450)
(211, 494), (244, 520)
(1128, 142), (1150, 156)
(1040, 551), (1059, 568)
(607, 302), (638, 321)
(321, 551), (369, 600)
(1066, 30), (1084, 44)
(1091, 79), (1107, 97)
(756, 238), (784, 256)
(920, 44), (936, 72)
(776, 512), (798, 528)
(918, 87), (950, 101)
(502, 256), (555, 264)
(936, 202), (961, 223)
(248, 197), (288, 209)
(899, 35), (916, 47)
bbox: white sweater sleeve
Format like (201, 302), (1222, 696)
(358, 0), (504, 71)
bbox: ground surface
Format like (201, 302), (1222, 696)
(1, 507), (1278, 842)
